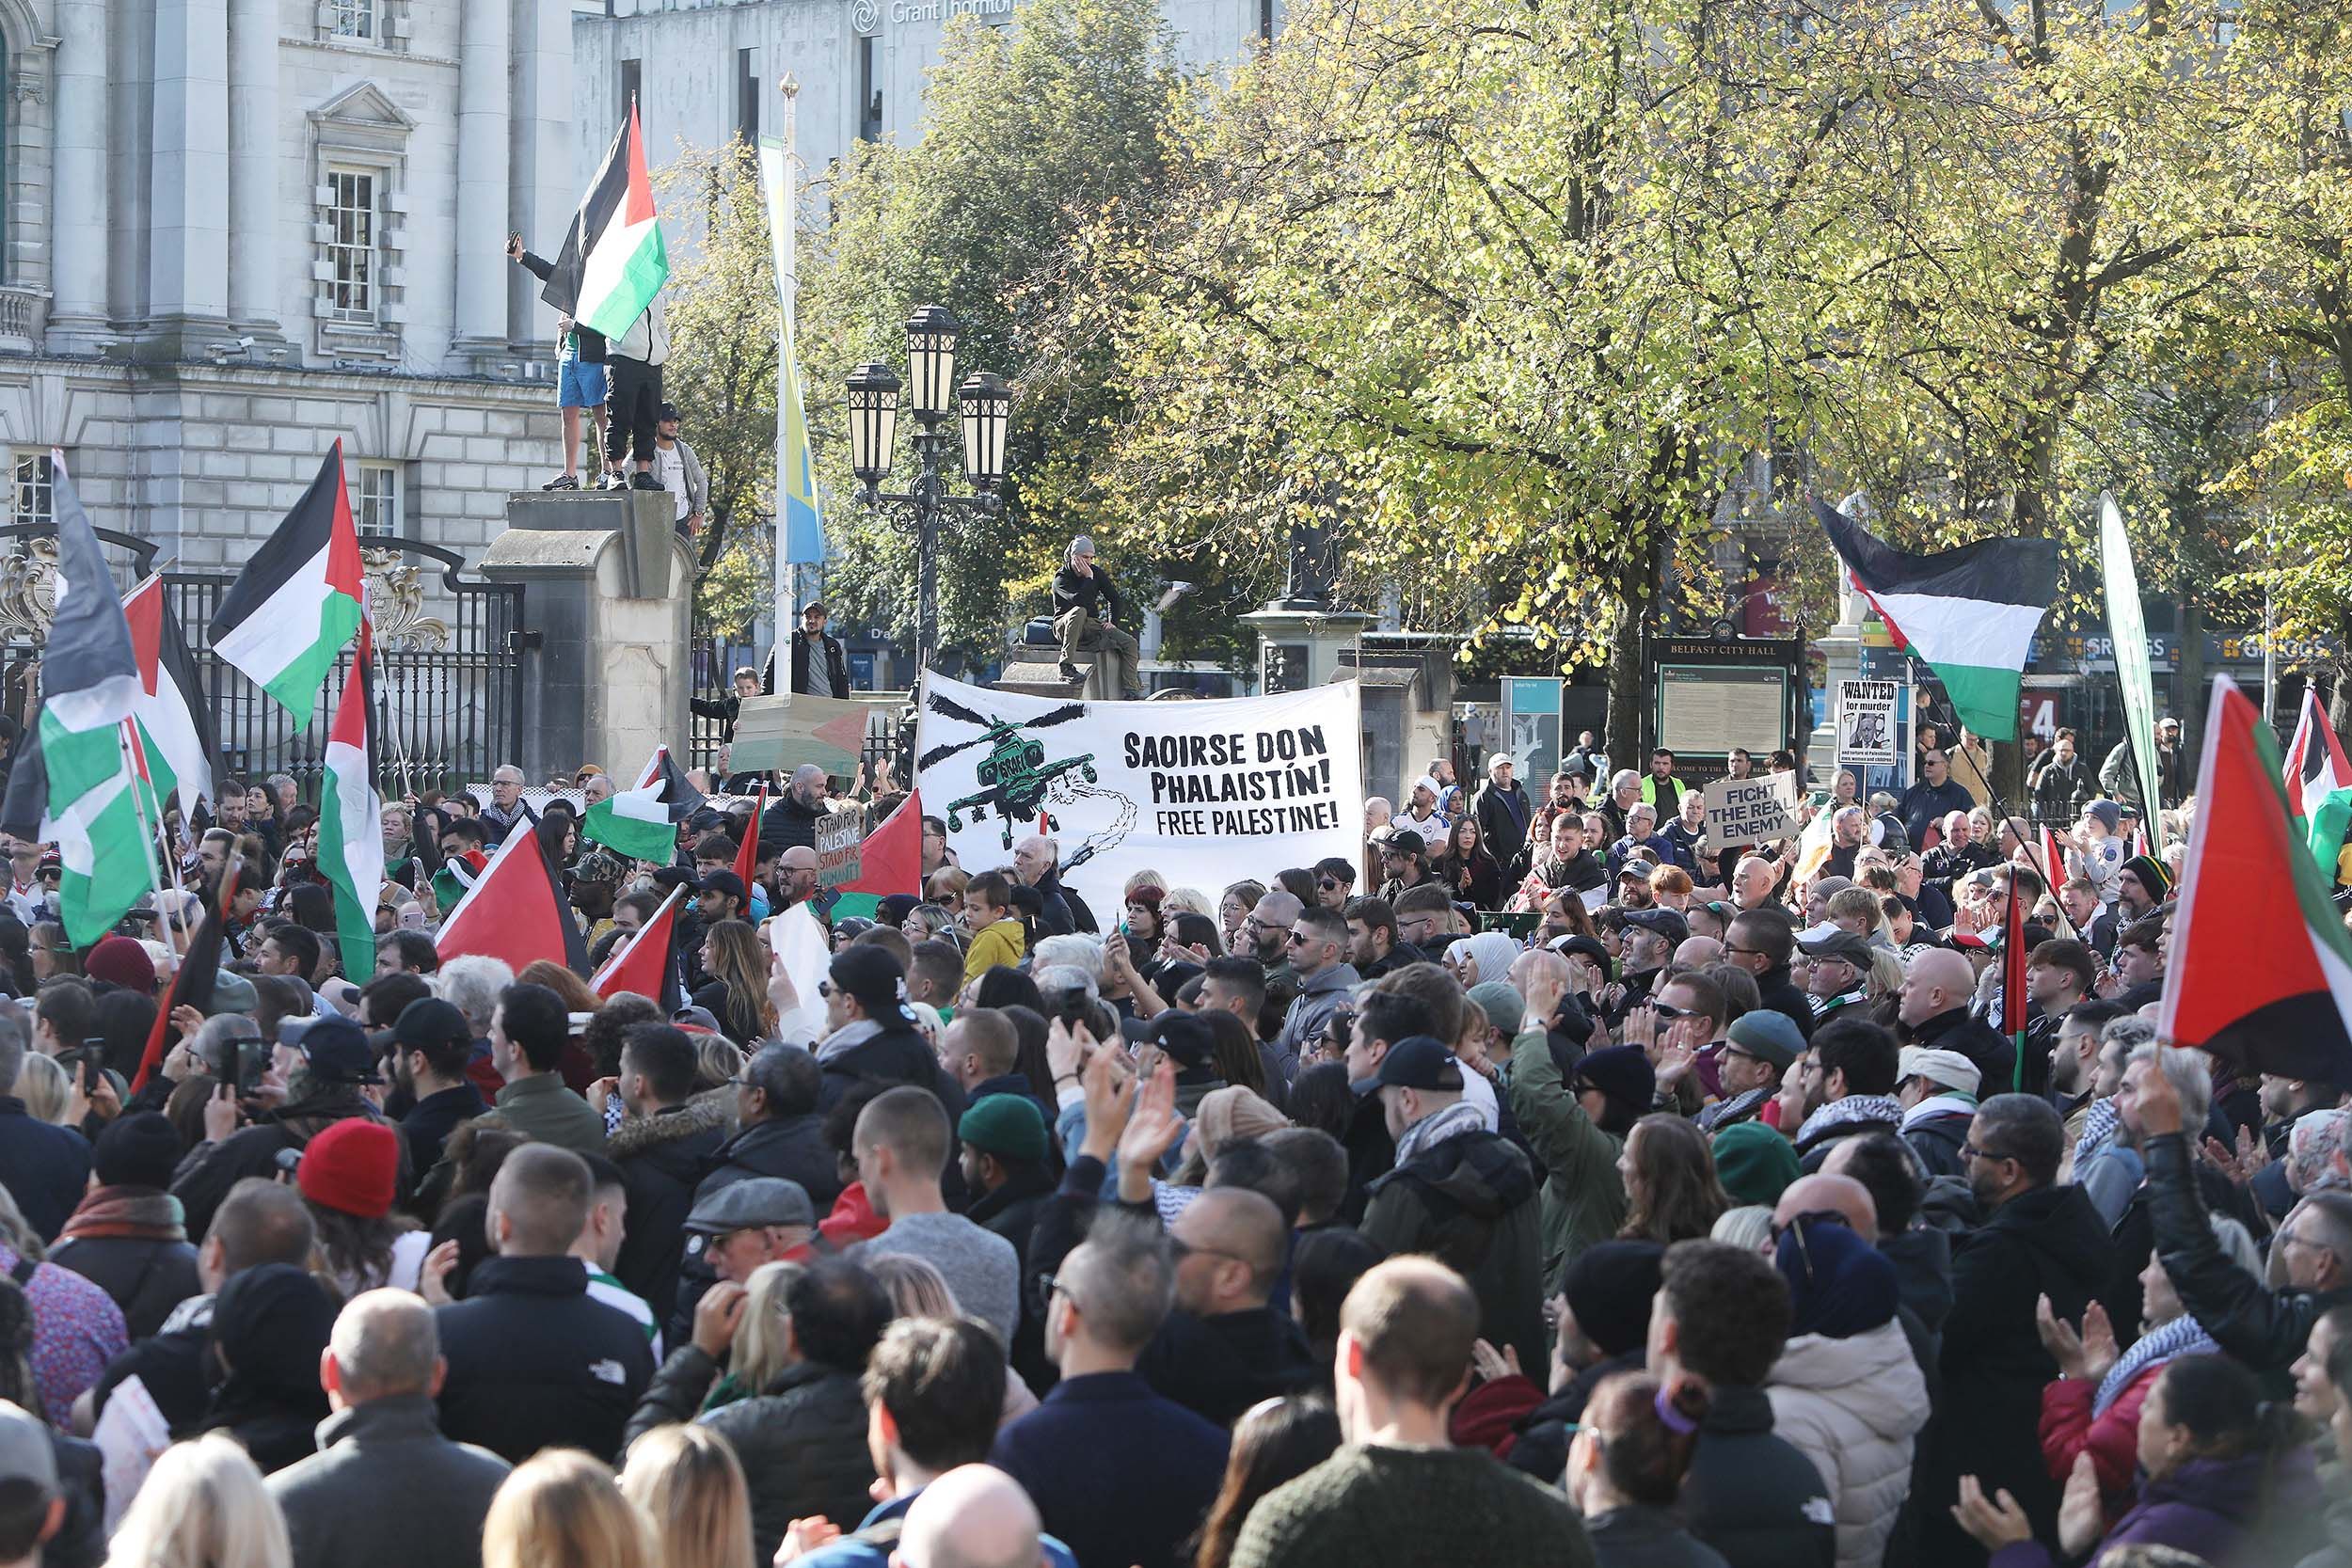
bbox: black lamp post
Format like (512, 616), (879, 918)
(847, 307), (1010, 678)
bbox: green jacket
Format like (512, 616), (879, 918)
(1507, 1022), (1627, 1282)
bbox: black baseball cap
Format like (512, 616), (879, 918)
(280, 1015), (382, 1085)
(386, 997), (472, 1055)
(1120, 1009), (1216, 1069)
(1354, 1035), (1464, 1095)
(1621, 908), (1690, 944)
(659, 402), (681, 420)
(698, 870), (747, 902)
(830, 945), (917, 1026)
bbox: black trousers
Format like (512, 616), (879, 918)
(606, 356), (661, 465)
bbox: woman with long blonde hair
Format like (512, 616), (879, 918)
(482, 1451), (655, 1568)
(618, 1424), (755, 1568)
(104, 1433), (292, 1568)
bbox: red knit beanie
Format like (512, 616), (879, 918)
(84, 935), (157, 995)
(296, 1118), (399, 1220)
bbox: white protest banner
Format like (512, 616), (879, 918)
(1837, 679), (1900, 768)
(1703, 771), (1799, 848)
(816, 808), (864, 889)
(916, 672), (1363, 914)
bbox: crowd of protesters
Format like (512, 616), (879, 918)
(0, 699), (2340, 1568)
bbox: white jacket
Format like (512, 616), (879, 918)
(1766, 1321), (1928, 1568)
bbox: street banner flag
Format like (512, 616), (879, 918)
(2159, 676), (2352, 1084)
(732, 784), (768, 890)
(131, 882), (225, 1093)
(437, 821), (591, 975)
(540, 98), (669, 341)
(1811, 498), (2058, 742)
(591, 882), (683, 1009)
(757, 134), (825, 569)
(318, 619), (384, 982)
(208, 444), (363, 727)
(121, 576), (215, 816)
(2100, 496), (2165, 854)
(0, 454), (154, 946)
(584, 746), (703, 863)
(832, 787), (922, 919)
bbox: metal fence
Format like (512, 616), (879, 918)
(0, 526), (522, 801)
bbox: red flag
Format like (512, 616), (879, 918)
(839, 787), (922, 901)
(437, 822), (590, 974)
(2160, 676), (2352, 1083)
(591, 883), (682, 1009)
(733, 784), (767, 892)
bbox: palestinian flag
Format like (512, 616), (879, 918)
(2159, 675), (2352, 1084)
(0, 455), (156, 946)
(436, 821), (591, 974)
(591, 882), (683, 1009)
(732, 784), (768, 889)
(317, 620), (384, 980)
(122, 577), (215, 818)
(833, 788), (923, 919)
(538, 99), (669, 342)
(431, 848), (486, 916)
(1811, 499), (2058, 742)
(583, 746), (701, 863)
(208, 445), (363, 726)
(2285, 689), (2352, 879)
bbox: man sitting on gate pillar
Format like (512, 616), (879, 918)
(1051, 536), (1143, 701)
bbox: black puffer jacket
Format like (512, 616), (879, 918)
(817, 1026), (968, 1117)
(696, 1114), (843, 1213)
(1680, 1383), (1836, 1568)
(758, 794), (828, 856)
(436, 1255), (656, 1464)
(610, 1095), (731, 1312)
(1359, 1121), (1546, 1374)
(626, 1348), (875, 1562)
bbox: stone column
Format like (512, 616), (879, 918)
(49, 0), (110, 342)
(149, 0), (232, 338)
(225, 0), (279, 334)
(453, 0), (512, 357)
(508, 0), (574, 353)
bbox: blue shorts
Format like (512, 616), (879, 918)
(558, 355), (608, 410)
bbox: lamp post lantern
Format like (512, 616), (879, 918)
(850, 307), (1008, 680)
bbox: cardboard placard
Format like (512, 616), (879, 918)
(730, 693), (872, 775)
(816, 809), (864, 889)
(1703, 771), (1800, 848)
(1837, 679), (1900, 768)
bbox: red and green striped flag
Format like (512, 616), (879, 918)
(317, 619), (384, 980)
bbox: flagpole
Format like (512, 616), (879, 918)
(117, 721), (180, 955)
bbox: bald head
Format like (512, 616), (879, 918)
(1900, 949), (1976, 1028)
(1772, 1172), (1878, 1238)
(898, 1465), (1041, 1568)
(780, 847), (818, 875)
(1179, 1187), (1287, 1285)
(1673, 936), (1724, 968)
(327, 1289), (442, 1402)
(1510, 948), (1570, 997)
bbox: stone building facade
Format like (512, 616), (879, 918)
(0, 0), (577, 565)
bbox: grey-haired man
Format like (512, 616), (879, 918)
(1050, 537), (1142, 700)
